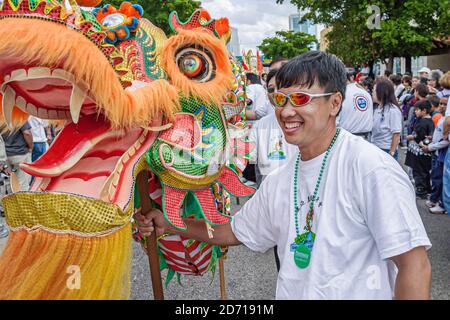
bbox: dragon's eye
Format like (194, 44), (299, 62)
(180, 55), (203, 78)
(176, 48), (215, 82)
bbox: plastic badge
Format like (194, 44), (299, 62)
(294, 244), (311, 269)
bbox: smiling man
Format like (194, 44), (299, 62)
(138, 51), (432, 300)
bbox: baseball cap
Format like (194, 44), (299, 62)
(419, 67), (431, 75)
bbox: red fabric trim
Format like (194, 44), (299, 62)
(163, 186), (187, 229)
(218, 167), (255, 197)
(194, 188), (230, 225)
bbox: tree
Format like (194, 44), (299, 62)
(258, 30), (317, 60)
(105, 0), (202, 36)
(277, 0), (450, 72)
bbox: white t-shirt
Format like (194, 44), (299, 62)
(395, 84), (406, 99)
(28, 116), (48, 143)
(249, 113), (298, 176)
(337, 83), (373, 134)
(231, 129), (431, 300)
(371, 104), (403, 150)
(429, 117), (450, 153)
(246, 84), (271, 121)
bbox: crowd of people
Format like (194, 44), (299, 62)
(0, 118), (56, 238)
(243, 61), (450, 217)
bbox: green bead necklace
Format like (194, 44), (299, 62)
(292, 128), (341, 269)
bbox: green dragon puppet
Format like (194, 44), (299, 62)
(0, 0), (254, 299)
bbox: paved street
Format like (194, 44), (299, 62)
(0, 149), (448, 299)
(130, 195), (450, 300)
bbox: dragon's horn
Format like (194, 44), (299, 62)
(169, 9), (231, 44)
(74, 0), (102, 7)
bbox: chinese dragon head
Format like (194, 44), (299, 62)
(0, 0), (254, 299)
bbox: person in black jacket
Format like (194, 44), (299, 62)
(405, 100), (435, 198)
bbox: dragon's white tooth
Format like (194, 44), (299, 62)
(10, 69), (27, 81)
(3, 86), (16, 128)
(121, 153), (130, 165)
(28, 67), (51, 79)
(112, 173), (121, 187)
(26, 103), (37, 116)
(52, 69), (75, 83)
(15, 96), (26, 110)
(138, 134), (146, 144)
(70, 84), (86, 124)
(38, 108), (48, 119)
(127, 145), (136, 157)
(10, 172), (22, 193)
(134, 141), (142, 150)
(58, 110), (67, 119)
(48, 110), (58, 119)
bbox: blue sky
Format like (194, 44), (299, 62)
(201, 0), (299, 51)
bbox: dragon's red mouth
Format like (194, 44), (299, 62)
(0, 61), (97, 124)
(0, 61), (162, 211)
(23, 114), (161, 210)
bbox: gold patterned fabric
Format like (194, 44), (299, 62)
(4, 193), (132, 235)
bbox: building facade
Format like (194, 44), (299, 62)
(289, 13), (318, 50)
(227, 27), (241, 57)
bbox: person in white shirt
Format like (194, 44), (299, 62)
(419, 67), (431, 80)
(371, 79), (403, 159)
(250, 69), (298, 187)
(138, 52), (432, 300)
(0, 135), (9, 238)
(336, 75), (373, 139)
(28, 116), (51, 162)
(245, 73), (272, 122)
(421, 114), (449, 214)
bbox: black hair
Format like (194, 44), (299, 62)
(419, 77), (429, 85)
(346, 71), (356, 82)
(415, 100), (432, 114)
(269, 57), (288, 69)
(416, 83), (429, 98)
(389, 74), (402, 86)
(266, 69), (278, 85)
(246, 73), (261, 85)
(375, 78), (400, 108)
(402, 75), (412, 87)
(428, 95), (440, 107)
(362, 77), (374, 92)
(276, 51), (347, 100)
(384, 69), (393, 77)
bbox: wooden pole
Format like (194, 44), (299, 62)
(219, 255), (227, 300)
(137, 171), (164, 300)
(219, 193), (228, 300)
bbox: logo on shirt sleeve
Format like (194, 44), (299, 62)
(354, 95), (369, 112)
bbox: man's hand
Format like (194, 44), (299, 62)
(422, 145), (430, 153)
(135, 208), (170, 237)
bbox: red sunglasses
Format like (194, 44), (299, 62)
(270, 91), (335, 108)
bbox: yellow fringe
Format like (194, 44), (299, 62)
(0, 224), (132, 300)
